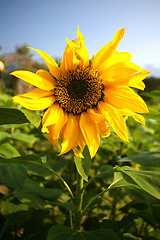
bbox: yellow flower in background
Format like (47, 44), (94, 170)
(11, 27), (150, 158)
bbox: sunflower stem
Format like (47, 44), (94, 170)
(74, 172), (83, 230)
(81, 188), (109, 218)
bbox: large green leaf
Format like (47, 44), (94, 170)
(0, 200), (28, 216)
(47, 225), (74, 240)
(0, 107), (41, 128)
(0, 131), (10, 142)
(47, 157), (69, 173)
(0, 153), (46, 188)
(0, 143), (27, 189)
(91, 228), (120, 240)
(47, 225), (98, 240)
(0, 143), (20, 158)
(110, 166), (160, 199)
(74, 146), (91, 181)
(10, 132), (38, 145)
(119, 151), (160, 168)
(47, 225), (120, 240)
(15, 177), (69, 209)
(0, 154), (43, 165)
(0, 164), (27, 189)
(0, 154), (73, 200)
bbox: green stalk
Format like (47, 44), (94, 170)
(81, 188), (109, 218)
(74, 172), (83, 230)
(40, 164), (74, 200)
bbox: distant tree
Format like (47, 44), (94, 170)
(16, 44), (30, 55)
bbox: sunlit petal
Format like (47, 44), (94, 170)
(91, 28), (125, 70)
(104, 86), (149, 113)
(59, 114), (78, 155)
(129, 70), (151, 90)
(13, 95), (55, 110)
(28, 47), (60, 79)
(10, 70), (55, 91)
(80, 112), (100, 158)
(60, 43), (79, 74)
(98, 102), (129, 142)
(19, 88), (54, 99)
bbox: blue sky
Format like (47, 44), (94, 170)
(1, 0), (160, 75)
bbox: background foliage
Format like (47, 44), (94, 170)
(0, 47), (160, 239)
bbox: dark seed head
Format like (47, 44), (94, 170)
(54, 68), (104, 115)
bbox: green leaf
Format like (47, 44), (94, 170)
(74, 146), (91, 181)
(47, 225), (120, 240)
(0, 200), (28, 216)
(0, 143), (27, 189)
(111, 166), (160, 199)
(15, 177), (69, 209)
(71, 232), (98, 240)
(123, 233), (142, 240)
(109, 171), (140, 190)
(99, 164), (114, 181)
(0, 154), (43, 165)
(0, 107), (41, 128)
(47, 225), (98, 240)
(0, 164), (27, 189)
(143, 108), (160, 121)
(47, 157), (69, 173)
(0, 154), (74, 200)
(26, 163), (53, 177)
(10, 132), (38, 145)
(119, 151), (160, 168)
(47, 225), (74, 240)
(91, 228), (120, 240)
(21, 109), (41, 128)
(0, 131), (10, 141)
(0, 143), (20, 158)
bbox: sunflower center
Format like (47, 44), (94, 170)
(54, 68), (104, 115)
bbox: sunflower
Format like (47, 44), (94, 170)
(11, 27), (150, 158)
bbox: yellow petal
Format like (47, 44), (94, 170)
(28, 47), (60, 79)
(45, 106), (68, 150)
(10, 70), (55, 91)
(73, 145), (84, 158)
(59, 114), (78, 155)
(77, 25), (89, 68)
(120, 109), (145, 125)
(91, 28), (125, 70)
(98, 102), (129, 142)
(60, 42), (79, 74)
(77, 124), (86, 152)
(80, 112), (100, 159)
(13, 95), (55, 110)
(98, 51), (132, 75)
(42, 103), (67, 132)
(36, 69), (56, 88)
(46, 125), (59, 150)
(19, 88), (54, 99)
(87, 108), (105, 123)
(101, 62), (144, 88)
(97, 121), (111, 137)
(129, 70), (151, 90)
(104, 86), (149, 113)
(66, 26), (89, 69)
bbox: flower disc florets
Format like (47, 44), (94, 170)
(54, 68), (104, 115)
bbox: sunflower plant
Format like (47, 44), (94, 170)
(1, 27), (160, 239)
